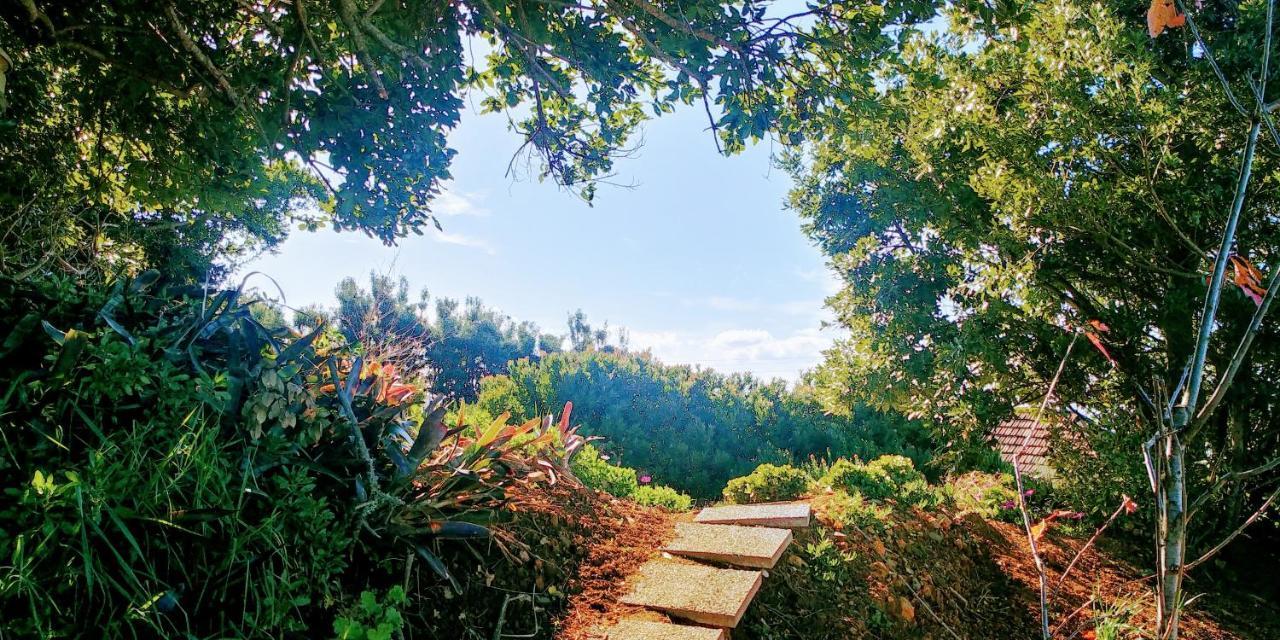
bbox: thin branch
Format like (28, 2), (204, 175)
(1053, 498), (1130, 594)
(1184, 119), (1261, 428)
(1193, 257), (1280, 428)
(334, 0), (389, 99)
(1190, 454), (1280, 514)
(162, 2), (246, 109)
(1012, 333), (1078, 640)
(621, 0), (742, 54)
(1173, 0), (1249, 117)
(1183, 481), (1280, 572)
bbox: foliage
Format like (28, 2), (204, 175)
(790, 0), (1280, 543)
(0, 0), (829, 279)
(821, 459), (896, 501)
(568, 444), (692, 511)
(723, 463), (811, 504)
(0, 275), (585, 637)
(481, 349), (935, 497)
(570, 444), (638, 499)
(867, 455), (925, 488)
(948, 471), (1019, 520)
(819, 490), (893, 533)
(631, 485), (694, 511)
(333, 586), (408, 640)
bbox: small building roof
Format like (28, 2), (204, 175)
(991, 415), (1053, 477)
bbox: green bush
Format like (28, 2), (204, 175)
(821, 490), (892, 533)
(867, 455), (925, 487)
(570, 444), (639, 498)
(948, 471), (1019, 519)
(0, 276), (591, 638)
(723, 463), (811, 504)
(632, 485), (694, 511)
(821, 459), (896, 500)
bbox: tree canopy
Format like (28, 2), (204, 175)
(791, 0), (1280, 527)
(0, 0), (846, 278)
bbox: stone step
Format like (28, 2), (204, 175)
(619, 561), (763, 628)
(597, 618), (727, 640)
(693, 502), (811, 528)
(663, 522), (793, 569)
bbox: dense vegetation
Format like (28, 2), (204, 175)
(0, 275), (596, 637)
(791, 0), (1280, 541)
(466, 349), (935, 497)
(7, 0), (1280, 637)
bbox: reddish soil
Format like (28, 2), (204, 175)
(501, 482), (676, 640)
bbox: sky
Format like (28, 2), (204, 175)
(240, 97), (843, 382)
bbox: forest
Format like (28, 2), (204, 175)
(4, 0), (1280, 638)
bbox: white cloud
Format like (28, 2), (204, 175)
(627, 325), (844, 382)
(434, 189), (490, 217)
(692, 295), (829, 318)
(434, 231), (496, 254)
(795, 267), (844, 295)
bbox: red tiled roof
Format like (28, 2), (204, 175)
(991, 416), (1053, 474)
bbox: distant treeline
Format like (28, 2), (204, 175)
(306, 273), (935, 498)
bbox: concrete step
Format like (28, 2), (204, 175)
(693, 502), (811, 528)
(619, 560), (763, 628)
(596, 618), (727, 640)
(663, 522), (793, 569)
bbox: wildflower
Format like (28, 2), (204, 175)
(1023, 489), (1035, 497)
(1001, 500), (1016, 510)
(639, 475), (652, 485)
(600, 454), (611, 461)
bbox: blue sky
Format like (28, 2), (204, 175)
(241, 98), (841, 382)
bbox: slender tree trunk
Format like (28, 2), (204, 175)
(1155, 410), (1187, 640)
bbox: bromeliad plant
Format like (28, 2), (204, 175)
(0, 273), (591, 637)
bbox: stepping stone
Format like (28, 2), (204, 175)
(619, 561), (762, 628)
(694, 502), (811, 528)
(597, 619), (726, 640)
(663, 522), (793, 569)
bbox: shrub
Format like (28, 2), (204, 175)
(570, 444), (639, 498)
(867, 455), (925, 487)
(948, 471), (1019, 519)
(821, 459), (896, 501)
(632, 485), (694, 511)
(0, 275), (590, 638)
(723, 463), (811, 504)
(820, 490), (892, 533)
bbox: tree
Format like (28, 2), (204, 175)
(325, 273), (558, 400)
(0, 0), (811, 279)
(482, 349), (933, 497)
(786, 0), (1280, 635)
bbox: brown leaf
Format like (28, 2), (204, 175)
(1148, 0), (1187, 38)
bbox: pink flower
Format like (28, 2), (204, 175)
(639, 475), (652, 485)
(1001, 500), (1016, 510)
(1023, 489), (1035, 497)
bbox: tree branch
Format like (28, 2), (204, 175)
(162, 2), (246, 109)
(334, 0), (389, 99)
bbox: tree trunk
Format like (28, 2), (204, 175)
(1156, 408), (1188, 640)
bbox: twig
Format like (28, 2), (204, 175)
(1053, 499), (1128, 594)
(162, 2), (246, 109)
(334, 0), (389, 99)
(1012, 333), (1078, 640)
(1183, 481), (1280, 572)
